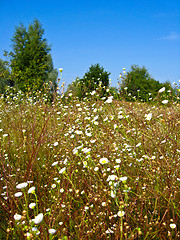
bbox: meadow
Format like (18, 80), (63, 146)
(0, 87), (179, 239)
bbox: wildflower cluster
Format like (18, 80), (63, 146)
(0, 83), (180, 239)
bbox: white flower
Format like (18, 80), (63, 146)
(110, 190), (116, 198)
(29, 203), (36, 209)
(120, 176), (127, 182)
(170, 223), (176, 229)
(16, 182), (28, 189)
(83, 161), (87, 167)
(53, 142), (58, 146)
(107, 175), (118, 181)
(14, 213), (22, 221)
(32, 227), (38, 232)
(94, 167), (99, 171)
(105, 96), (113, 103)
(91, 90), (96, 95)
(48, 229), (56, 234)
(73, 148), (78, 155)
(85, 132), (92, 137)
(102, 202), (107, 206)
(159, 87), (165, 93)
(99, 158), (109, 164)
(117, 210), (125, 217)
(28, 186), (35, 194)
(75, 130), (83, 135)
(52, 161), (58, 166)
(59, 167), (66, 174)
(82, 147), (91, 154)
(105, 229), (114, 233)
(116, 159), (121, 163)
(60, 188), (64, 193)
(34, 213), (43, 224)
(14, 192), (23, 197)
(162, 100), (168, 104)
(145, 113), (152, 121)
(51, 184), (56, 189)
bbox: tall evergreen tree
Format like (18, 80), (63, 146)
(10, 19), (57, 92)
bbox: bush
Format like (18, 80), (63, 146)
(120, 65), (174, 102)
(66, 64), (110, 99)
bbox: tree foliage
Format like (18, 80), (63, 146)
(120, 65), (173, 101)
(66, 64), (110, 98)
(0, 59), (12, 94)
(9, 19), (57, 93)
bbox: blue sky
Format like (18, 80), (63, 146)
(0, 0), (180, 88)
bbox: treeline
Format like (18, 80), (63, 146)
(0, 19), (178, 102)
(66, 63), (178, 102)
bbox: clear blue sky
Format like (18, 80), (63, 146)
(1, 0), (180, 87)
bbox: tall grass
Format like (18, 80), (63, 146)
(0, 86), (180, 239)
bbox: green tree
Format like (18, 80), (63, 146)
(9, 19), (57, 93)
(77, 63), (110, 98)
(121, 65), (172, 101)
(0, 59), (12, 94)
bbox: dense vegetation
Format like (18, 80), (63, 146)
(66, 64), (110, 99)
(2, 19), (58, 94)
(0, 85), (179, 239)
(66, 65), (176, 102)
(119, 65), (174, 102)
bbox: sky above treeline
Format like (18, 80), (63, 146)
(0, 0), (180, 88)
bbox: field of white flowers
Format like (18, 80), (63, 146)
(0, 87), (180, 239)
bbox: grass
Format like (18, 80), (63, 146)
(0, 87), (180, 239)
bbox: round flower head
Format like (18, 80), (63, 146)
(170, 223), (176, 229)
(28, 186), (36, 194)
(59, 167), (66, 174)
(59, 68), (63, 72)
(34, 213), (43, 224)
(52, 161), (58, 166)
(162, 100), (168, 104)
(48, 229), (56, 234)
(29, 203), (36, 209)
(100, 158), (109, 164)
(145, 113), (152, 121)
(105, 96), (113, 103)
(16, 182), (28, 189)
(159, 87), (165, 93)
(14, 192), (23, 197)
(120, 176), (127, 182)
(54, 142), (58, 146)
(14, 213), (22, 221)
(117, 210), (125, 217)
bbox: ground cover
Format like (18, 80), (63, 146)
(0, 90), (179, 239)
